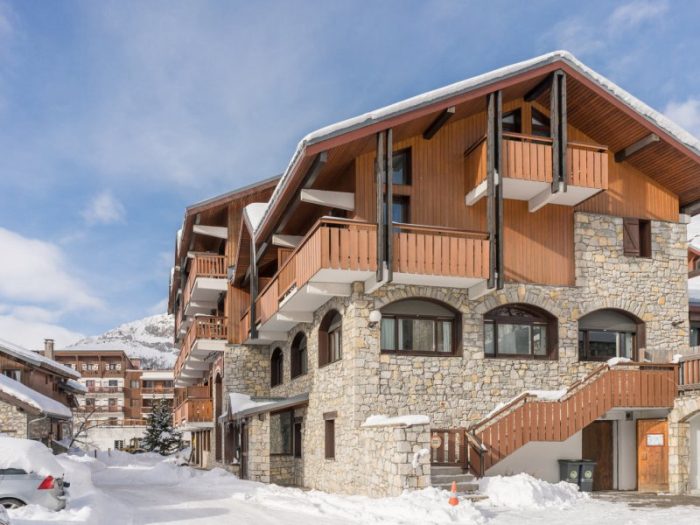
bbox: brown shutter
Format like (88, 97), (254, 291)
(623, 218), (640, 256)
(325, 419), (335, 459)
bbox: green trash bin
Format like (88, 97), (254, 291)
(558, 459), (581, 486)
(579, 460), (597, 493)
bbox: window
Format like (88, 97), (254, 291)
(164, 381), (173, 388)
(108, 380), (118, 388)
(579, 309), (640, 361)
(108, 398), (117, 406)
(383, 195), (410, 226)
(380, 299), (459, 355)
(691, 322), (700, 348)
(130, 380), (140, 389)
(502, 109), (522, 134)
(271, 347), (283, 387)
(143, 380), (155, 389)
(107, 363), (121, 371)
(86, 380), (95, 388)
(484, 305), (557, 359)
(291, 333), (308, 379)
(531, 108), (551, 137)
(270, 411), (292, 455)
(114, 440), (124, 450)
(294, 420), (302, 458)
(2, 370), (21, 381)
(391, 149), (411, 185)
(324, 413), (336, 460)
(623, 218), (652, 257)
(85, 398), (95, 406)
(319, 310), (342, 367)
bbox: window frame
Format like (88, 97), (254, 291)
(530, 107), (551, 137)
(290, 333), (308, 379)
(324, 412), (336, 460)
(379, 299), (461, 357)
(623, 217), (652, 258)
(2, 369), (21, 382)
(578, 329), (637, 362)
(271, 347), (284, 387)
(483, 304), (558, 360)
(269, 409), (294, 456)
(502, 108), (522, 134)
(319, 310), (343, 368)
(390, 148), (412, 186)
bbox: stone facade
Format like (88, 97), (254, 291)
(0, 399), (29, 438)
(668, 391), (700, 493)
(223, 212), (690, 495)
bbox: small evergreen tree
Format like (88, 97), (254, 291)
(143, 398), (182, 455)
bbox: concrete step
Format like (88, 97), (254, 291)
(431, 466), (468, 476)
(432, 481), (479, 493)
(431, 473), (476, 484)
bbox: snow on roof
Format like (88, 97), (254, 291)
(0, 338), (80, 380)
(223, 392), (276, 420)
(243, 202), (269, 233)
(0, 435), (65, 477)
(361, 414), (430, 428)
(0, 373), (72, 419)
(66, 378), (88, 393)
(140, 370), (174, 380)
(256, 50), (700, 237)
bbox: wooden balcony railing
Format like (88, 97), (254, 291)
(467, 132), (608, 190)
(76, 405), (125, 413)
(174, 398), (213, 425)
(392, 223), (489, 279)
(240, 218), (377, 337)
(86, 387), (121, 393)
(679, 354), (700, 391)
(183, 253), (226, 308)
(174, 385), (210, 408)
(85, 419), (148, 429)
(140, 387), (174, 395)
(174, 315), (227, 380)
(468, 362), (677, 473)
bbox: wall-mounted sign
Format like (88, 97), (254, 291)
(430, 435), (442, 449)
(647, 434), (664, 446)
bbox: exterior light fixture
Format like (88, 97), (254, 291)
(368, 310), (382, 327)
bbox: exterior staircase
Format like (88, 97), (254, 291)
(430, 466), (479, 493)
(466, 362), (678, 474)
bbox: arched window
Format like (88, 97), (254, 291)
(578, 309), (643, 361)
(319, 310), (342, 367)
(271, 347), (283, 387)
(291, 333), (308, 379)
(484, 304), (557, 359)
(380, 299), (460, 355)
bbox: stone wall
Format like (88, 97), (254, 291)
(270, 455), (295, 485)
(668, 391), (700, 493)
(0, 400), (28, 438)
(353, 422), (431, 497)
(247, 414), (270, 483)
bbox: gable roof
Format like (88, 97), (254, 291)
(0, 338), (80, 380)
(0, 373), (72, 419)
(254, 50), (700, 241)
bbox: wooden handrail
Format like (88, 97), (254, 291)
(393, 222), (489, 239)
(464, 135), (487, 157)
(568, 139), (608, 152)
(503, 131), (553, 144)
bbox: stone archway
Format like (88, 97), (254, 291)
(668, 393), (700, 493)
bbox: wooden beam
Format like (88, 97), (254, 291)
(376, 131), (385, 282)
(249, 236), (258, 340)
(386, 128), (393, 282)
(524, 73), (553, 102)
(550, 72), (560, 193)
(192, 225), (228, 239)
(681, 199), (700, 216)
(299, 189), (355, 211)
(614, 133), (660, 163)
(495, 90), (504, 290)
(271, 234), (303, 248)
(422, 106), (455, 140)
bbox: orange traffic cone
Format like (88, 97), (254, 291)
(448, 481), (459, 506)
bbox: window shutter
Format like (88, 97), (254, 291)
(623, 218), (640, 256)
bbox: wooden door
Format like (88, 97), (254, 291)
(637, 419), (669, 492)
(582, 421), (613, 491)
(240, 422), (248, 480)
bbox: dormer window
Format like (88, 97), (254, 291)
(391, 149), (411, 185)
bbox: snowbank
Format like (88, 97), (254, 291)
(0, 373), (72, 418)
(607, 357), (633, 366)
(362, 414), (430, 428)
(479, 474), (587, 509)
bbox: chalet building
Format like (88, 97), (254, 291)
(168, 178), (279, 467)
(53, 349), (175, 451)
(0, 339), (84, 448)
(169, 51), (700, 495)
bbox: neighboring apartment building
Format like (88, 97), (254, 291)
(0, 339), (84, 447)
(53, 349), (175, 451)
(169, 51), (700, 496)
(168, 178), (279, 467)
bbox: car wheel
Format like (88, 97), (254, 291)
(0, 498), (26, 509)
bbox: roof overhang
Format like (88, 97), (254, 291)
(227, 392), (309, 421)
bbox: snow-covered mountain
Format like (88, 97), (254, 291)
(64, 313), (176, 370)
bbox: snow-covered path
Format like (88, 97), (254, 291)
(91, 463), (348, 525)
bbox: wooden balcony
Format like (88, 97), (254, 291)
(174, 398), (213, 427)
(140, 387), (174, 395)
(86, 387), (121, 394)
(239, 218), (490, 344)
(678, 353), (700, 391)
(183, 254), (227, 316)
(466, 132), (608, 211)
(174, 316), (227, 385)
(76, 405), (125, 413)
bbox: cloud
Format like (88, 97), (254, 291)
(82, 190), (126, 225)
(0, 227), (102, 310)
(664, 98), (700, 139)
(148, 297), (168, 316)
(607, 1), (669, 30)
(0, 313), (84, 350)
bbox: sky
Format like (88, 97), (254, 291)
(0, 0), (699, 349)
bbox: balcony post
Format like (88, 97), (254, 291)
(551, 70), (568, 193)
(486, 90), (504, 290)
(376, 130), (385, 282)
(249, 237), (258, 340)
(386, 128), (393, 283)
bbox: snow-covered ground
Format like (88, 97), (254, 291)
(6, 447), (700, 525)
